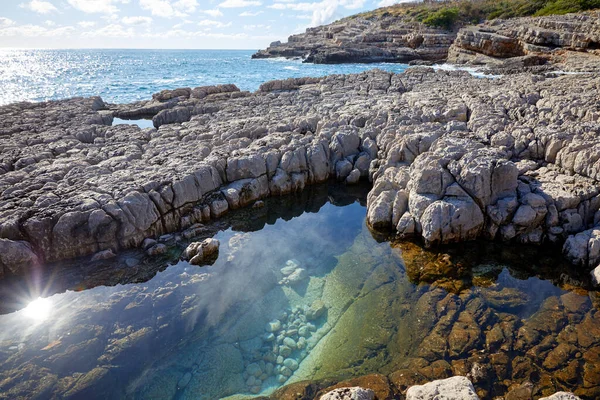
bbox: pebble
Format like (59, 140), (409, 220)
(298, 326), (309, 337)
(283, 337), (297, 349)
(246, 376), (256, 386)
(246, 363), (262, 377)
(283, 358), (299, 371)
(265, 320), (281, 332)
(279, 345), (292, 357)
(280, 366), (292, 377)
(277, 374), (287, 383)
(277, 355), (284, 364)
(264, 333), (275, 342)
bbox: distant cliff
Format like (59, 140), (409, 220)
(253, 1), (600, 69)
(252, 16), (455, 64)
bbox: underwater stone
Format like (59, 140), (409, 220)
(265, 363), (274, 375)
(277, 374), (287, 383)
(177, 372), (192, 389)
(250, 386), (262, 394)
(246, 376), (256, 386)
(286, 328), (298, 336)
(306, 322), (316, 331)
(246, 363), (262, 377)
(277, 356), (284, 364)
(297, 337), (307, 349)
(281, 259), (301, 276)
(298, 326), (309, 337)
(307, 299), (326, 320)
(280, 366), (292, 377)
(266, 320), (282, 332)
(279, 267), (308, 285)
(283, 358), (299, 371)
(279, 345), (292, 357)
(264, 333), (275, 342)
(283, 337), (297, 349)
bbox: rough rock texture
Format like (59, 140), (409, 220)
(319, 387), (375, 400)
(1, 69), (600, 276)
(253, 16), (454, 64)
(448, 11), (600, 73)
(540, 393), (582, 400)
(405, 376), (478, 400)
(184, 238), (220, 266)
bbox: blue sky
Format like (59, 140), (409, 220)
(0, 0), (408, 49)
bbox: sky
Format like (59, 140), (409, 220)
(0, 0), (410, 49)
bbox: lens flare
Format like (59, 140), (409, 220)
(23, 297), (52, 322)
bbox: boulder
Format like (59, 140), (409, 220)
(405, 376), (478, 400)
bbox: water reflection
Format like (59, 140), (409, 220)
(0, 184), (598, 400)
(112, 117), (155, 129)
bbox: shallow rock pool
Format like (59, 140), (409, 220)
(0, 186), (598, 399)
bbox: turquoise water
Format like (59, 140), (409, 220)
(0, 49), (410, 106)
(0, 188), (597, 399)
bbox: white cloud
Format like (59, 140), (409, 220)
(198, 19), (233, 28)
(378, 0), (413, 6)
(140, 0), (190, 18)
(219, 0), (262, 8)
(20, 0), (58, 14)
(67, 0), (129, 14)
(122, 16), (153, 25)
(269, 0), (367, 26)
(78, 20), (97, 28)
(239, 10), (263, 16)
(0, 24), (75, 37)
(0, 18), (16, 27)
(45, 20), (56, 26)
(81, 23), (135, 37)
(201, 9), (224, 17)
(244, 24), (270, 30)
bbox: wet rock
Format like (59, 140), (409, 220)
(283, 358), (299, 371)
(279, 267), (308, 285)
(91, 249), (116, 261)
(306, 299), (326, 320)
(266, 320), (282, 332)
(540, 393), (582, 400)
(185, 238), (220, 266)
(146, 244), (167, 256)
(319, 387), (375, 400)
(406, 376), (478, 400)
(281, 259), (300, 276)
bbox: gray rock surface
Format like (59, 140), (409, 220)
(539, 393), (582, 400)
(406, 376), (478, 400)
(253, 16), (454, 64)
(320, 387), (375, 400)
(2, 68), (600, 276)
(448, 11), (600, 73)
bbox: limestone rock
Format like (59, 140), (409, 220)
(320, 387), (375, 400)
(185, 238), (220, 266)
(406, 376), (478, 400)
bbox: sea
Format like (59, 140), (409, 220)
(0, 49), (418, 106)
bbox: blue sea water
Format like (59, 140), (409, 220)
(0, 49), (413, 106)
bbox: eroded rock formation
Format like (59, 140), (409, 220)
(448, 11), (600, 72)
(252, 16), (454, 64)
(1, 68), (600, 277)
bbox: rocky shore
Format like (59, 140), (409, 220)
(253, 9), (600, 74)
(252, 15), (454, 64)
(1, 67), (600, 278)
(448, 10), (600, 73)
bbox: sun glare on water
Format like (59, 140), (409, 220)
(23, 297), (52, 322)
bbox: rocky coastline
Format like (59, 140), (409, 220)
(1, 66), (600, 280)
(253, 10), (600, 74)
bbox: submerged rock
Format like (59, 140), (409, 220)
(184, 238), (220, 266)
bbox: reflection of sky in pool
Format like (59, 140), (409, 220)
(0, 195), (597, 400)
